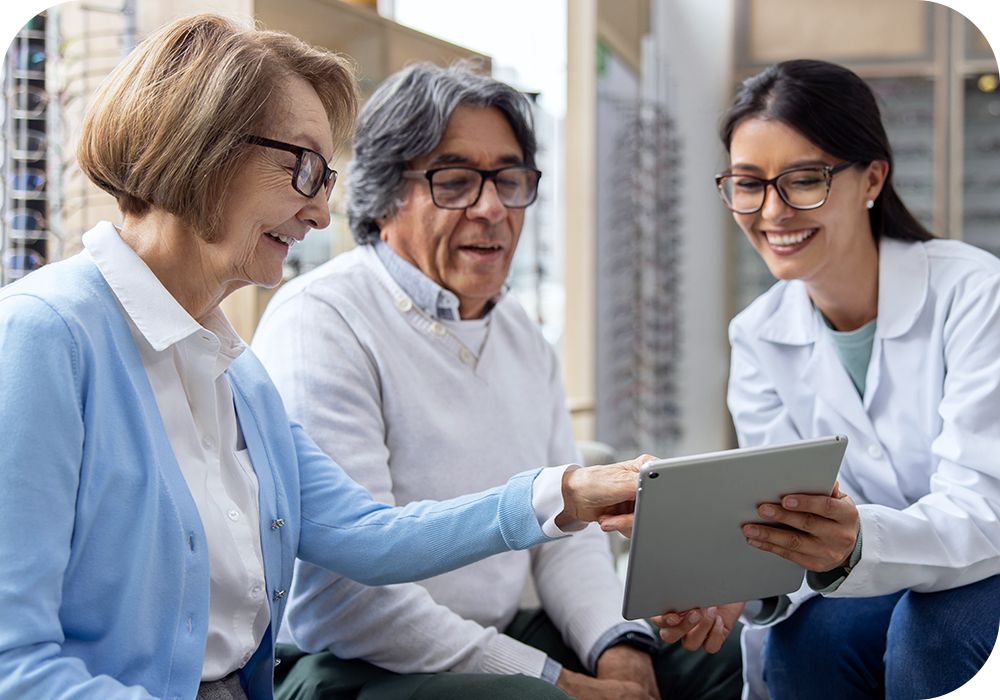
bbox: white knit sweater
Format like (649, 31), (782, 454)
(252, 244), (640, 679)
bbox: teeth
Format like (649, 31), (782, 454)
(766, 229), (816, 246)
(266, 232), (297, 247)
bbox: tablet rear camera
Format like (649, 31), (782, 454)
(648, 472), (659, 479)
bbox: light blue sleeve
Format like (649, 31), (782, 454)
(0, 294), (157, 700)
(291, 422), (553, 586)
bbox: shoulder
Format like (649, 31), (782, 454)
(0, 255), (111, 341)
(729, 279), (791, 339)
(922, 238), (1000, 280)
(492, 293), (558, 360)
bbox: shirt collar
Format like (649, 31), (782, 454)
(374, 240), (461, 320)
(83, 221), (246, 367)
(756, 237), (928, 345)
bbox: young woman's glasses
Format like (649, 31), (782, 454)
(715, 162), (855, 214)
(244, 135), (337, 199)
(402, 166), (542, 210)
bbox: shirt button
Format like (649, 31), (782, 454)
(396, 298), (413, 312)
(430, 322), (446, 336)
(867, 445), (884, 459)
(227, 509), (241, 521)
(458, 348), (473, 365)
(202, 435), (215, 450)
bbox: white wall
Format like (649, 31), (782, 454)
(649, 0), (736, 453)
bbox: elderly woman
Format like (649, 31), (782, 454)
(0, 15), (643, 700)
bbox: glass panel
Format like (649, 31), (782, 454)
(962, 73), (1000, 258)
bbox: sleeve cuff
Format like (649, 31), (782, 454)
(746, 595), (791, 625)
(585, 621), (657, 673)
(532, 464), (586, 537)
(806, 525), (864, 594)
(541, 657), (563, 684)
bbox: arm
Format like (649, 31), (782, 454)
(253, 290), (554, 677)
(0, 295), (158, 700)
(832, 271), (1000, 596)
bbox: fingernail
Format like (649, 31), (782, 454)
(748, 539), (763, 548)
(707, 606), (718, 618)
(760, 505), (775, 517)
(664, 614), (681, 626)
(785, 497), (799, 508)
(744, 525), (760, 537)
(688, 612), (701, 624)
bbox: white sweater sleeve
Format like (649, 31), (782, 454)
(252, 286), (552, 678)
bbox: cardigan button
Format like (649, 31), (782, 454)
(396, 298), (413, 312)
(273, 589), (286, 601)
(430, 322), (446, 336)
(271, 518), (285, 530)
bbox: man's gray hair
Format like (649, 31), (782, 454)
(348, 62), (537, 244)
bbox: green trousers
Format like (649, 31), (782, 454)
(274, 609), (743, 700)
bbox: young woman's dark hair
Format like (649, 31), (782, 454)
(720, 59), (933, 243)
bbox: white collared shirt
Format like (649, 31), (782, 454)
(83, 222), (269, 681)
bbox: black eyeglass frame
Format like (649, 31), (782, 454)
(714, 161), (856, 214)
(402, 166), (543, 210)
(244, 135), (337, 199)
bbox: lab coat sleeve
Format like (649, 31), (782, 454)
(253, 288), (550, 678)
(833, 271), (1000, 597)
(0, 294), (158, 700)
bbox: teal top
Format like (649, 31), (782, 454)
(821, 312), (877, 396)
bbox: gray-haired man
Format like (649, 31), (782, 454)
(253, 63), (742, 700)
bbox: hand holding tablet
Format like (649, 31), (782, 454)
(621, 435), (849, 620)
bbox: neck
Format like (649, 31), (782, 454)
(806, 237), (879, 331)
(119, 212), (235, 323)
(459, 298), (488, 320)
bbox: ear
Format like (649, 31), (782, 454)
(863, 160), (890, 203)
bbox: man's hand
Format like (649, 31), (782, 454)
(652, 602), (744, 653)
(556, 667), (657, 700)
(557, 454), (655, 535)
(596, 645), (660, 700)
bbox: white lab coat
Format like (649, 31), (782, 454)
(728, 237), (1000, 698)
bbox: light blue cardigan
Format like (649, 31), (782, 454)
(0, 254), (551, 700)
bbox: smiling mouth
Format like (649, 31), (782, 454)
(265, 232), (298, 247)
(763, 228), (817, 248)
(460, 243), (504, 254)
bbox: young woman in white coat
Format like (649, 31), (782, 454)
(653, 59), (1000, 700)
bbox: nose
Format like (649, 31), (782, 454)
(467, 180), (507, 224)
(298, 190), (332, 230)
(759, 182), (794, 223)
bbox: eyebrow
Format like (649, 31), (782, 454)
(729, 158), (830, 173)
(427, 152), (525, 168)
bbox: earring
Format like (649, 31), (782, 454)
(866, 200), (875, 210)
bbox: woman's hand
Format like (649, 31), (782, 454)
(652, 603), (744, 653)
(742, 481), (859, 572)
(557, 454), (655, 535)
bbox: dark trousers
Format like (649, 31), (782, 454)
(275, 608), (743, 700)
(764, 573), (1000, 700)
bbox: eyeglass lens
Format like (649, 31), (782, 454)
(431, 167), (539, 209)
(296, 151), (335, 198)
(720, 168), (830, 212)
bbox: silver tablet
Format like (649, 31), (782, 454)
(622, 435), (848, 620)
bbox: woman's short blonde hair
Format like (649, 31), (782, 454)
(77, 13), (357, 240)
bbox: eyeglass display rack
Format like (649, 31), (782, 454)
(731, 2), (1000, 315)
(2, 15), (50, 285)
(595, 44), (683, 458)
(1, 2), (136, 288)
